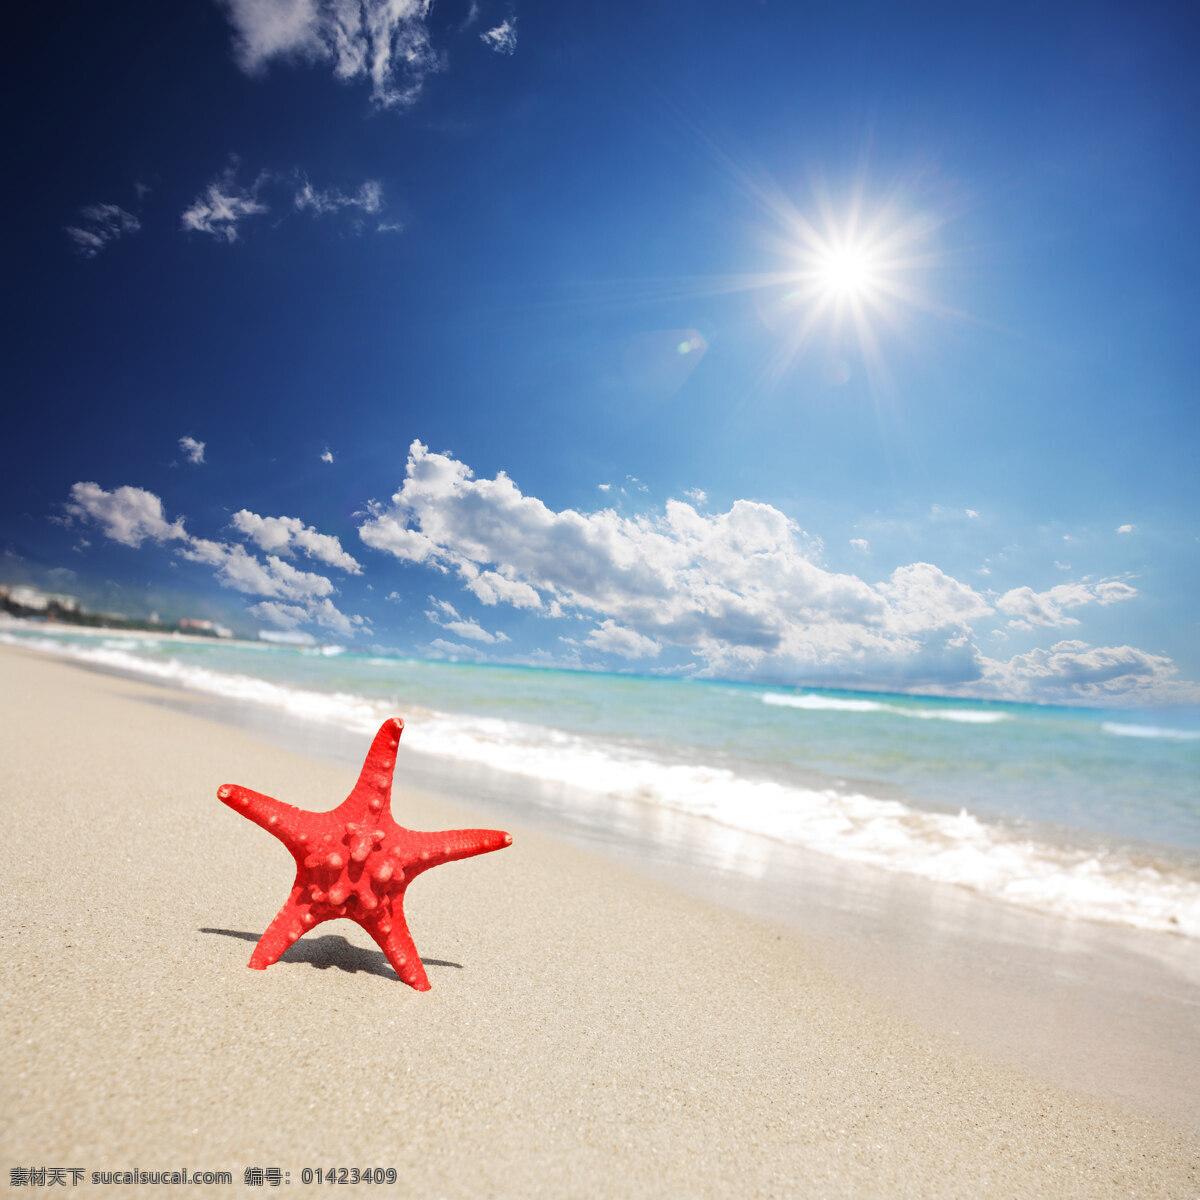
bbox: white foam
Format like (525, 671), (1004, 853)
(763, 692), (1009, 724)
(1103, 722), (1200, 742)
(7, 631), (1197, 940)
(764, 693), (884, 712)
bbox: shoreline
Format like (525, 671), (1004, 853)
(1, 644), (1197, 1196)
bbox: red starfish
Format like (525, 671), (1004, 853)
(218, 717), (511, 990)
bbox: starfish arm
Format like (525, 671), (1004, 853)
(364, 910), (430, 991)
(405, 827), (512, 873)
(217, 784), (308, 854)
(348, 718), (404, 810)
(248, 890), (314, 970)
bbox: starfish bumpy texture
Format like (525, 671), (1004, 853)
(218, 718), (511, 990)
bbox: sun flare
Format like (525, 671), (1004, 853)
(745, 188), (943, 391)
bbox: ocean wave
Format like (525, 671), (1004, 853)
(763, 692), (1009, 724)
(6, 631), (1198, 940)
(763, 693), (885, 713)
(1103, 722), (1200, 742)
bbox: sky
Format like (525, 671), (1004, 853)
(3, 0), (1198, 706)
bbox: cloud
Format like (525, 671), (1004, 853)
(996, 580), (1137, 629)
(62, 482), (366, 637)
(463, 569), (542, 609)
(179, 436), (206, 465)
(1117, 524), (1135, 534)
(684, 488), (707, 505)
(480, 17), (517, 55)
(427, 637), (485, 659)
(181, 163), (268, 242)
(183, 164), (390, 243)
(65, 204), (141, 258)
(965, 508), (979, 519)
(180, 539), (367, 637)
(180, 538), (335, 599)
(218, 0), (441, 110)
(850, 538), (869, 551)
(584, 619), (661, 660)
(976, 640), (1181, 703)
(357, 440), (996, 683)
(64, 483), (188, 547)
(424, 597), (509, 643)
(249, 600), (309, 629)
(321, 449), (334, 463)
(294, 177), (383, 216)
(230, 509), (362, 573)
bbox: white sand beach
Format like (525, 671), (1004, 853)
(1, 644), (1196, 1198)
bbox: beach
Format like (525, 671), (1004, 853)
(1, 643), (1197, 1198)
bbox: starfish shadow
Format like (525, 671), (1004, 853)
(199, 928), (462, 981)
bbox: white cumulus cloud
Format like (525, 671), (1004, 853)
(61, 482), (366, 638)
(996, 580), (1137, 629)
(64, 483), (187, 547)
(977, 640), (1179, 703)
(218, 0), (441, 110)
(357, 440), (997, 683)
(584, 619), (661, 660)
(180, 539), (335, 600)
(231, 510), (362, 573)
(179, 436), (206, 464)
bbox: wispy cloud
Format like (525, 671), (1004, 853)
(65, 204), (141, 258)
(480, 17), (517, 55)
(424, 597), (509, 643)
(294, 177), (383, 216)
(181, 162), (269, 242)
(179, 435), (206, 465)
(320, 448), (334, 463)
(183, 163), (392, 243)
(217, 0), (441, 110)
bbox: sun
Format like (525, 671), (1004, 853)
(745, 188), (943, 391)
(814, 242), (880, 301)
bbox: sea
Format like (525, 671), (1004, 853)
(5, 625), (1199, 942)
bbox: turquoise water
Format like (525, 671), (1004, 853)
(6, 627), (1199, 936)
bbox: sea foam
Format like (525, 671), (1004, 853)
(7, 631), (1198, 940)
(763, 692), (1009, 723)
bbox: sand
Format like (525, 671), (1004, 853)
(1, 644), (1196, 1198)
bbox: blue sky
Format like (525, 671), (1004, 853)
(3, 0), (1198, 705)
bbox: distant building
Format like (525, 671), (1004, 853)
(4, 586), (80, 613)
